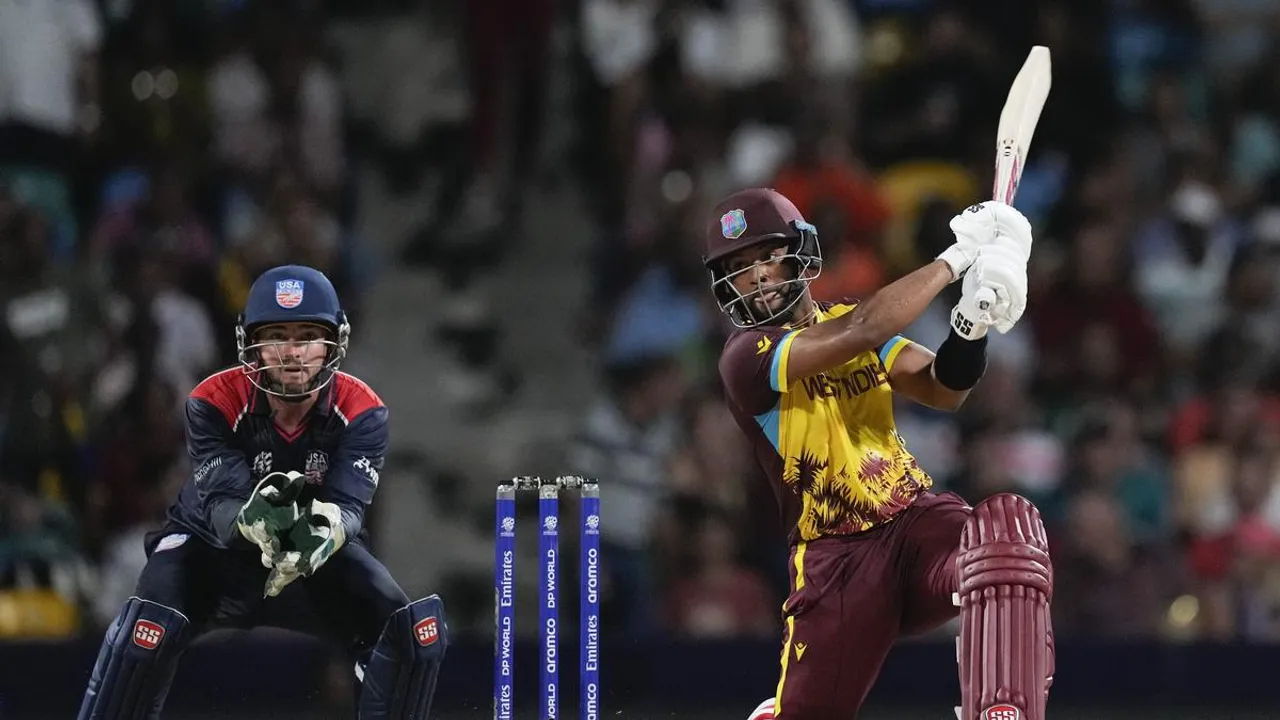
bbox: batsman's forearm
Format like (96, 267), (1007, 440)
(842, 260), (952, 345)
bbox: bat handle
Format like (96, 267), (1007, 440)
(993, 156), (1022, 206)
(973, 286), (998, 323)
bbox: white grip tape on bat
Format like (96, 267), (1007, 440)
(974, 286), (998, 320)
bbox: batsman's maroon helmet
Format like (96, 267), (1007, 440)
(703, 188), (822, 327)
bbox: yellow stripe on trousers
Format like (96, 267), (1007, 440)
(774, 542), (807, 715)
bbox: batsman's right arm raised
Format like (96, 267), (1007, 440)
(773, 200), (1024, 389)
(775, 259), (955, 388)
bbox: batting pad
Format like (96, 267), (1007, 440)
(955, 494), (1054, 720)
(77, 597), (190, 720)
(358, 594), (449, 719)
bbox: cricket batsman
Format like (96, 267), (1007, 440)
(78, 265), (448, 719)
(708, 189), (1053, 720)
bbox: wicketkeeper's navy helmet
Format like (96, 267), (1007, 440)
(236, 265), (350, 398)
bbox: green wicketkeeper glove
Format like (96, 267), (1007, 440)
(263, 499), (347, 598)
(236, 471), (305, 561)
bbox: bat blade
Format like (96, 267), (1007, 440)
(992, 45), (1052, 205)
(976, 45), (1052, 317)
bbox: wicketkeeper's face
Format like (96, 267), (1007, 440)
(253, 323), (331, 395)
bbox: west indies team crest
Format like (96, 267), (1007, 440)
(275, 279), (305, 309)
(721, 208), (747, 239)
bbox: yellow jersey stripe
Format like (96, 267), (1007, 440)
(770, 330), (800, 392)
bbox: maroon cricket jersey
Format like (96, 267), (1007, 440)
(718, 301), (933, 545)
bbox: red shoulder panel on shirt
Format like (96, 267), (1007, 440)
(334, 372), (384, 423)
(190, 367), (253, 428)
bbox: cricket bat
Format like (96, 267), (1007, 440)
(974, 45), (1052, 316)
(993, 45), (1052, 205)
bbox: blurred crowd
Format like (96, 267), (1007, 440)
(5, 0), (1280, 653)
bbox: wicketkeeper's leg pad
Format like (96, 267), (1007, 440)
(78, 597), (191, 720)
(955, 494), (1054, 720)
(357, 594), (449, 719)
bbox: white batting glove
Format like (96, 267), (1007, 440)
(951, 261), (993, 340)
(939, 200), (1034, 283)
(954, 243), (1028, 336)
(951, 201), (1033, 262)
(936, 228), (983, 284)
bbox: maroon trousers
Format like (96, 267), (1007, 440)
(774, 492), (971, 718)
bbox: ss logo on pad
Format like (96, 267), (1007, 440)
(981, 705), (1022, 720)
(414, 617), (439, 646)
(132, 620), (165, 650)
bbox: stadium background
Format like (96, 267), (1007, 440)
(3, 0), (1280, 717)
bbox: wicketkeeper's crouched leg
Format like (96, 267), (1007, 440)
(78, 597), (191, 720)
(357, 594), (449, 719)
(955, 493), (1054, 720)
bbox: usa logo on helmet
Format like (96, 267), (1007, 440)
(275, 279), (305, 309)
(721, 208), (747, 239)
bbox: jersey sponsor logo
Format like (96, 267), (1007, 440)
(353, 456), (380, 487)
(413, 616), (440, 646)
(132, 620), (165, 650)
(252, 451), (273, 478)
(275, 279), (305, 309)
(193, 456), (222, 484)
(721, 208), (747, 239)
(304, 450), (329, 485)
(154, 533), (189, 553)
(982, 704), (1023, 720)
